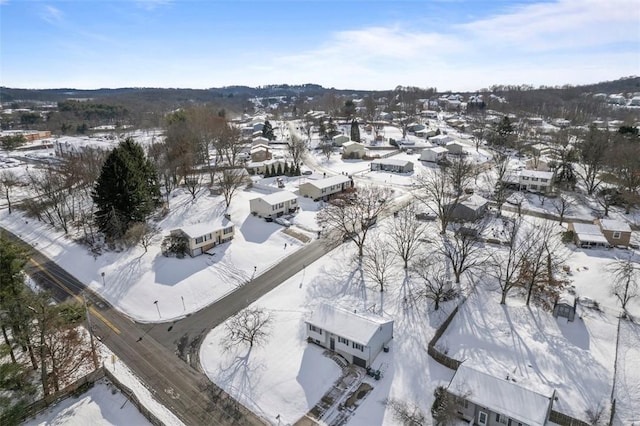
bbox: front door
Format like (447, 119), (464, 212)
(478, 411), (488, 426)
(330, 337), (335, 351)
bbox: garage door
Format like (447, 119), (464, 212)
(353, 356), (366, 368)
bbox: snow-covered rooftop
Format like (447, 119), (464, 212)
(259, 190), (298, 205)
(305, 175), (351, 190)
(520, 169), (554, 179)
(306, 303), (393, 346)
(598, 219), (631, 233)
(175, 217), (233, 239)
(448, 364), (554, 426)
(425, 146), (448, 153)
(572, 223), (609, 244)
(371, 158), (412, 167)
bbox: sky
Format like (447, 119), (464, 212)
(1, 0), (639, 92)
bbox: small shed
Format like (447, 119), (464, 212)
(332, 134), (350, 146)
(553, 293), (577, 321)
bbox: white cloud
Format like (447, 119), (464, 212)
(256, 0), (639, 90)
(40, 5), (63, 25)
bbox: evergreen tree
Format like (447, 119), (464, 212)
(294, 164), (301, 176)
(92, 138), (161, 240)
(262, 120), (275, 141)
(350, 119), (361, 142)
(269, 164), (276, 177)
(276, 162), (283, 176)
(283, 162), (290, 176)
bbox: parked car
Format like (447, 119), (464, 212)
(275, 217), (291, 227)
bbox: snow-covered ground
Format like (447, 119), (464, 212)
(23, 379), (152, 426)
(613, 319), (640, 425)
(200, 221), (460, 425)
(0, 184), (312, 323)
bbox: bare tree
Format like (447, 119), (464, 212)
(444, 156), (476, 196)
(362, 237), (397, 292)
(470, 111), (488, 152)
(124, 222), (158, 253)
(574, 125), (609, 195)
(385, 398), (426, 426)
(184, 172), (204, 200)
(438, 226), (484, 284)
(489, 150), (511, 217)
(317, 185), (390, 257)
(320, 142), (333, 161)
(0, 170), (20, 214)
(217, 169), (247, 209)
(414, 168), (457, 234)
(489, 218), (529, 304)
(603, 139), (640, 214)
(412, 256), (456, 310)
(386, 204), (427, 269)
(551, 192), (573, 225)
(287, 133), (308, 173)
(148, 141), (178, 205)
(607, 255), (639, 313)
(222, 308), (272, 351)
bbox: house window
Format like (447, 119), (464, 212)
(195, 236), (204, 244)
(496, 414), (508, 424)
(352, 342), (364, 351)
(204, 234), (211, 242)
(478, 411), (488, 426)
(338, 336), (349, 345)
(309, 324), (322, 334)
(531, 177), (539, 181)
(541, 179), (548, 183)
(613, 231), (621, 239)
(223, 227), (233, 234)
(522, 176), (529, 180)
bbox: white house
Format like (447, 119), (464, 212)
(503, 170), (554, 193)
(306, 303), (393, 368)
(298, 175), (353, 201)
(420, 146), (448, 163)
(342, 141), (366, 159)
(249, 191), (298, 220)
(446, 364), (555, 426)
(370, 158), (414, 173)
(170, 218), (235, 257)
(445, 141), (466, 155)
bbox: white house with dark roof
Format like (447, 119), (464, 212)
(503, 169), (554, 193)
(170, 218), (235, 257)
(446, 364), (556, 426)
(370, 158), (414, 173)
(249, 191), (298, 220)
(420, 146), (448, 162)
(298, 175), (353, 201)
(305, 303), (393, 368)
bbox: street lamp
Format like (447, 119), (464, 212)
(153, 300), (161, 319)
(101, 272), (105, 287)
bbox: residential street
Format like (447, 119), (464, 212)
(1, 226), (339, 426)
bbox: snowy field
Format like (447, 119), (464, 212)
(613, 319), (640, 425)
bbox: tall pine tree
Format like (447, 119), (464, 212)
(92, 138), (161, 240)
(350, 119), (361, 142)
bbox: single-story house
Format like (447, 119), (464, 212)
(407, 123), (426, 134)
(170, 218), (235, 257)
(250, 144), (271, 162)
(246, 159), (287, 175)
(299, 175), (353, 201)
(306, 303), (393, 368)
(595, 219), (632, 247)
(370, 159), (414, 173)
(332, 134), (350, 147)
(252, 136), (270, 146)
(445, 141), (466, 155)
(446, 364), (555, 426)
(553, 292), (576, 321)
(420, 146), (448, 163)
(429, 134), (453, 146)
(568, 223), (609, 248)
(342, 141), (366, 159)
(445, 194), (488, 222)
(249, 191), (298, 220)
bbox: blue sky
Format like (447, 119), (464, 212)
(1, 0), (638, 91)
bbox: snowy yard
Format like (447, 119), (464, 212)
(200, 222), (459, 426)
(439, 286), (618, 422)
(613, 319), (640, 425)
